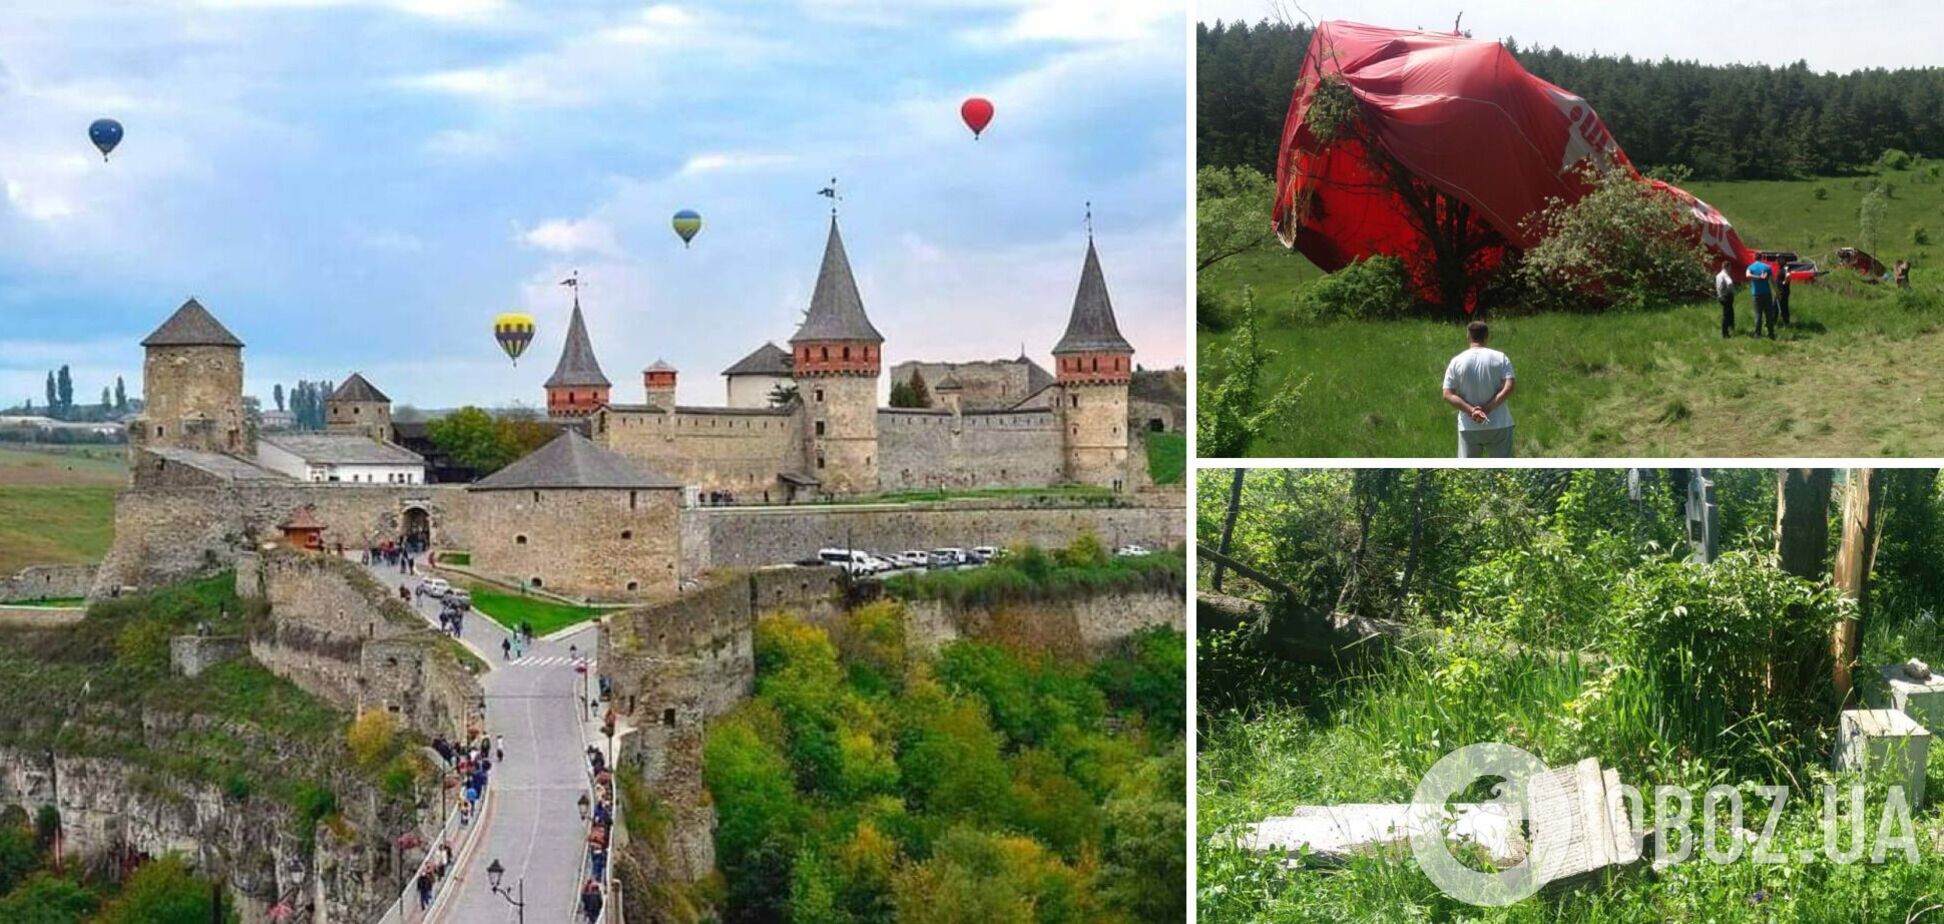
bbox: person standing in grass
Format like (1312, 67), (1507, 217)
(1747, 255), (1776, 338)
(1776, 262), (1792, 327)
(1714, 261), (1737, 337)
(1441, 320), (1516, 458)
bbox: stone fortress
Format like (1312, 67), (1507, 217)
(92, 219), (1184, 602)
(579, 217), (1159, 501)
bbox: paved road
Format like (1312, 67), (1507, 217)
(358, 556), (597, 924)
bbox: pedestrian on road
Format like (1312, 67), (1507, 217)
(591, 847), (607, 881)
(501, 638), (511, 660)
(578, 792), (591, 819)
(496, 734), (506, 764)
(416, 869), (434, 909)
(580, 879), (604, 922)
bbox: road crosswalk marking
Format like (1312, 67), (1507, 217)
(508, 656), (588, 667)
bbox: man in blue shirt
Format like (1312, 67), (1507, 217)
(1746, 258), (1776, 339)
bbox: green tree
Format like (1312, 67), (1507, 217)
(1518, 156), (1712, 311)
(768, 383), (800, 407)
(43, 372), (55, 419)
(427, 407), (513, 474)
(888, 380), (921, 408)
(0, 874), (100, 923)
(97, 855), (235, 924)
(703, 712), (805, 919)
(271, 383), (283, 412)
(1196, 165), (1274, 271)
(1860, 183), (1890, 252)
(0, 823), (39, 895)
(55, 366), (72, 414)
(114, 376), (127, 412)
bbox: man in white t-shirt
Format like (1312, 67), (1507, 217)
(1441, 320), (1516, 458)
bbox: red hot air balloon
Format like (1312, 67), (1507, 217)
(960, 97), (994, 139)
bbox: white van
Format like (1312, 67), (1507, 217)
(417, 577), (452, 599)
(817, 548), (877, 574)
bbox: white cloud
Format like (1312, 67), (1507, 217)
(197, 0), (511, 22)
(397, 66), (559, 104)
(422, 128), (509, 159)
(4, 179), (74, 222)
(515, 217), (622, 256)
(678, 151), (797, 175)
(970, 0), (1181, 44)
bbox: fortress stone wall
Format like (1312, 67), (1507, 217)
(92, 481), (473, 597)
(1058, 381), (1132, 488)
(677, 496), (1185, 578)
(595, 406), (803, 501)
(0, 563), (97, 602)
(877, 408), (1064, 491)
(468, 484), (681, 599)
(243, 550), (481, 741)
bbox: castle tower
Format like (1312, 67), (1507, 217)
(643, 360), (677, 410)
(790, 217), (882, 495)
(133, 298), (249, 458)
(545, 285), (612, 418)
(1052, 238), (1134, 489)
(326, 372), (392, 440)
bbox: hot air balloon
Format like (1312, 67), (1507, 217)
(671, 209), (702, 248)
(960, 97), (994, 139)
(494, 312), (536, 365)
(89, 119), (123, 161)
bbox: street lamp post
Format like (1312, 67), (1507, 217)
(486, 858), (525, 924)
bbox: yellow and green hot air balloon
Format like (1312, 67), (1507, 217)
(494, 312), (536, 365)
(672, 209), (702, 248)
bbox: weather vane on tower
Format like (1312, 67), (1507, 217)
(817, 177), (842, 217)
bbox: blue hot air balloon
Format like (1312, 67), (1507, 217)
(89, 119), (123, 161)
(671, 209), (702, 248)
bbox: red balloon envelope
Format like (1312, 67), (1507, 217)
(1272, 22), (1753, 310)
(960, 97), (994, 139)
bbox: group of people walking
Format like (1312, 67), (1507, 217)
(363, 540), (419, 575)
(498, 621), (540, 660)
(577, 745), (616, 922)
(410, 732), (500, 914)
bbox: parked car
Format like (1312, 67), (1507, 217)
(970, 546), (999, 562)
(896, 550), (930, 569)
(1114, 545), (1153, 557)
(417, 577), (452, 598)
(929, 548), (968, 568)
(445, 590), (471, 610)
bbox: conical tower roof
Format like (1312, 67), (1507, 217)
(330, 372), (389, 403)
(1051, 239), (1132, 355)
(142, 298), (243, 348)
(470, 429), (680, 491)
(545, 302), (611, 388)
(790, 217), (883, 344)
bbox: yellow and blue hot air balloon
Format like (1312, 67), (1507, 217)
(494, 312), (536, 365)
(671, 209), (702, 248)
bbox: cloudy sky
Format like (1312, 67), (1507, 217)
(0, 0), (1186, 411)
(1199, 0), (1944, 73)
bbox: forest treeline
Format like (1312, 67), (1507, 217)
(1199, 20), (1944, 180)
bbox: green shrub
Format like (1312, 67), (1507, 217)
(1913, 223), (1931, 246)
(1879, 148), (1914, 170)
(1197, 287), (1305, 457)
(1813, 185), (1829, 200)
(1518, 156), (1712, 312)
(1286, 255), (1410, 320)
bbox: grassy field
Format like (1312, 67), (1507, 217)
(1146, 430), (1186, 484)
(463, 582), (609, 636)
(0, 445), (123, 575)
(1200, 169), (1944, 456)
